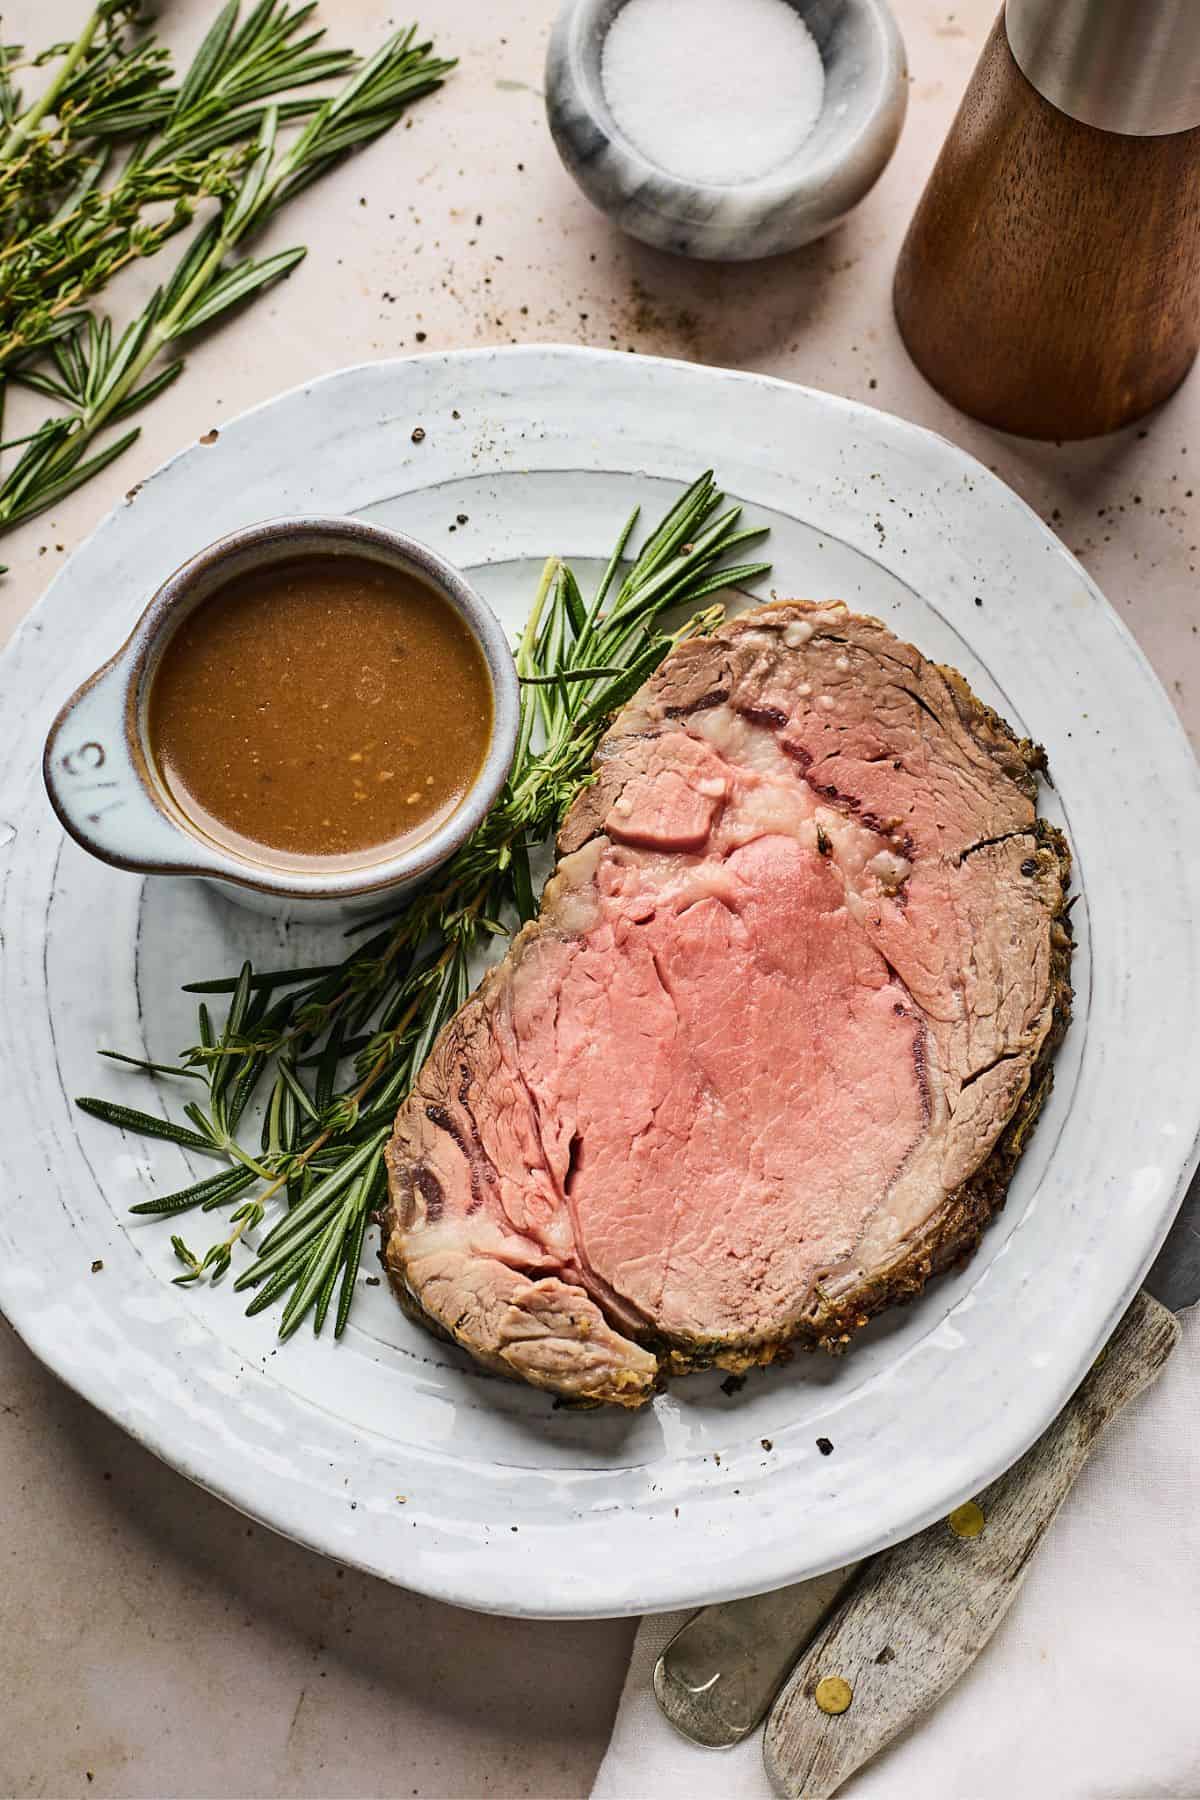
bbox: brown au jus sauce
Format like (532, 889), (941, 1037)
(148, 554), (493, 870)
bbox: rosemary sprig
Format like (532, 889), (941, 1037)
(0, 6), (452, 534)
(77, 476), (770, 1341)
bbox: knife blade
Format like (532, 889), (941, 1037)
(762, 1165), (1199, 1799)
(654, 1564), (863, 1747)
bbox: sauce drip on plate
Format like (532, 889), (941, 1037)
(148, 554), (492, 870)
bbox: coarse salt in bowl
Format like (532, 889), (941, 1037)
(602, 0), (828, 189)
(545, 0), (908, 261)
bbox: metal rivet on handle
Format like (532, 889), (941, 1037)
(948, 1500), (986, 1539)
(814, 1676), (853, 1715)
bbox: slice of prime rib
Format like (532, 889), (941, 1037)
(383, 600), (1072, 1407)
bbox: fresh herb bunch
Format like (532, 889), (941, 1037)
(0, 3), (452, 536)
(77, 476), (771, 1342)
(0, 0), (364, 373)
(0, 4), (173, 247)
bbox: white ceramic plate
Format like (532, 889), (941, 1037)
(2, 348), (1198, 1620)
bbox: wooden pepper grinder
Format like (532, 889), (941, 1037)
(894, 0), (1200, 439)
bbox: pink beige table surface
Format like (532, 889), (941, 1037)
(3, 1), (1197, 1795)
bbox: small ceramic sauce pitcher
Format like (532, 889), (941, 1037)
(43, 516), (520, 915)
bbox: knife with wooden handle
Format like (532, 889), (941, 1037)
(655, 1167), (1198, 1786)
(763, 1285), (1181, 1797)
(762, 1170), (1200, 1799)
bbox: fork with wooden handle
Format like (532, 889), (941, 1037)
(654, 1172), (1198, 1794)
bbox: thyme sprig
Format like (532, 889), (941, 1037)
(77, 475), (770, 1341)
(0, 4), (452, 535)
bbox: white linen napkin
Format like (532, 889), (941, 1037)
(593, 1312), (1200, 1800)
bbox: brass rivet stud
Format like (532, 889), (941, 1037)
(814, 1675), (853, 1716)
(948, 1500), (985, 1539)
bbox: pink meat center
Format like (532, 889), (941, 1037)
(516, 827), (928, 1342)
